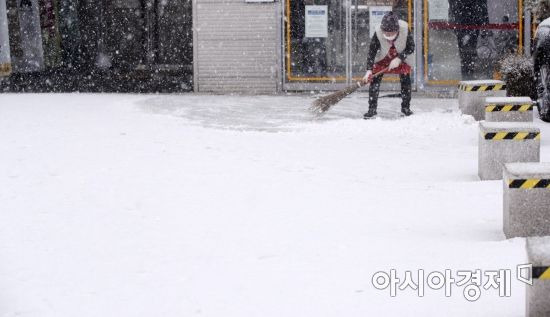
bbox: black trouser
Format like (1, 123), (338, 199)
(455, 30), (480, 80)
(368, 73), (412, 110)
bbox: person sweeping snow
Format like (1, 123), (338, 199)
(362, 11), (415, 119)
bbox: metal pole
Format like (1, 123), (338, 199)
(414, 0), (424, 91)
(277, 0), (284, 92)
(525, 9), (532, 57)
(192, 0), (198, 92)
(0, 0), (12, 76)
(345, 0), (352, 84)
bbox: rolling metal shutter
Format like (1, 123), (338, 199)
(195, 0), (280, 93)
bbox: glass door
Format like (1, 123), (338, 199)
(284, 0), (415, 91)
(285, 0), (347, 86)
(423, 0), (523, 85)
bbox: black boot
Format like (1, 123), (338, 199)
(401, 107), (413, 116)
(363, 108), (377, 119)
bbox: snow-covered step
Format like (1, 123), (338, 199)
(478, 122), (540, 180)
(503, 163), (550, 238)
(526, 236), (550, 316)
(458, 80), (506, 121)
(485, 97), (534, 123)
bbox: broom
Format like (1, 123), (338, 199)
(309, 67), (388, 114)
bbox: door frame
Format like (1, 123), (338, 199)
(282, 0), (418, 92)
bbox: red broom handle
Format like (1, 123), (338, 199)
(358, 67), (389, 87)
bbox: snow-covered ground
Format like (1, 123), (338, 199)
(1, 93), (549, 316)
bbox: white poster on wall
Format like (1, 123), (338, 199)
(369, 6), (392, 37)
(0, 0), (11, 76)
(305, 5), (328, 38)
(428, 0), (449, 21)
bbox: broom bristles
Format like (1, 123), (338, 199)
(309, 83), (361, 114)
(309, 67), (388, 115)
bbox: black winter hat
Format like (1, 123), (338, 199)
(381, 12), (399, 32)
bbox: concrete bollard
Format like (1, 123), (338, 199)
(485, 97), (534, 122)
(526, 236), (550, 317)
(503, 163), (550, 238)
(478, 122), (540, 180)
(458, 80), (506, 120)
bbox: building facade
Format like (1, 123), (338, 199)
(0, 0), (535, 93)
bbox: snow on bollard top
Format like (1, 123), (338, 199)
(527, 236), (550, 267)
(458, 80), (506, 92)
(485, 97), (533, 105)
(504, 162), (550, 180)
(460, 79), (507, 86)
(480, 122), (540, 133)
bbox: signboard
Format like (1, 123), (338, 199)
(305, 5), (328, 38)
(369, 6), (392, 37)
(428, 0), (449, 21)
(0, 0), (11, 76)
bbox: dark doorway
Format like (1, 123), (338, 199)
(2, 0), (193, 92)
